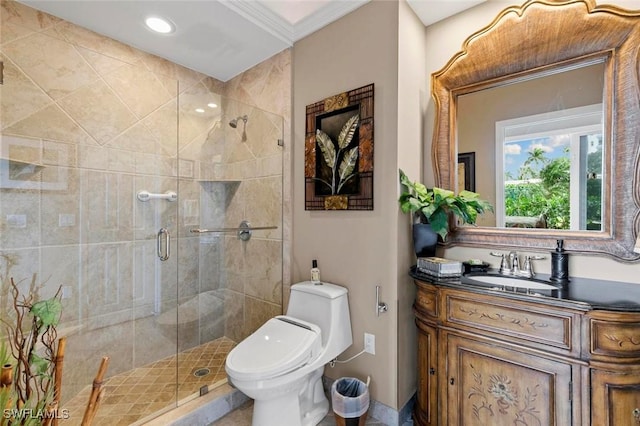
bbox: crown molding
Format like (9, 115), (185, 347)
(293, 0), (370, 41)
(220, 0), (294, 45)
(221, 0), (370, 45)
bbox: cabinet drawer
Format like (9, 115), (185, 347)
(590, 316), (640, 359)
(414, 281), (439, 318)
(443, 290), (578, 352)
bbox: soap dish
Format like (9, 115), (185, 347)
(462, 260), (490, 274)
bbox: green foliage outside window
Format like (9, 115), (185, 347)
(505, 144), (602, 230)
(505, 156), (570, 229)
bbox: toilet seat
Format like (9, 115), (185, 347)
(226, 315), (322, 381)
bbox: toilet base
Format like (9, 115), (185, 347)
(250, 367), (328, 426)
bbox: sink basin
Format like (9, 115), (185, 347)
(461, 274), (561, 291)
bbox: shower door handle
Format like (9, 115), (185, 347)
(157, 228), (170, 261)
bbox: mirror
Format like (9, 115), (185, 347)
(457, 60), (606, 230)
(431, 0), (640, 261)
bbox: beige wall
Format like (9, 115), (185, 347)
(426, 0), (640, 281)
(292, 0), (403, 409)
(290, 0), (432, 411)
(397, 0), (427, 410)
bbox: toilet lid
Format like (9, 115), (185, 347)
(226, 316), (321, 381)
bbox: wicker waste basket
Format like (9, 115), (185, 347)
(331, 376), (370, 426)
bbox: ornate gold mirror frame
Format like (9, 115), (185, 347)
(432, 0), (640, 261)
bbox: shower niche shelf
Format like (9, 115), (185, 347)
(1, 157), (45, 170)
(0, 157), (46, 179)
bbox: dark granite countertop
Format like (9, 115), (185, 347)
(410, 266), (640, 312)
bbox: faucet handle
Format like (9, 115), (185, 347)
(499, 254), (511, 275)
(521, 256), (533, 278)
(489, 251), (510, 274)
(520, 255), (545, 278)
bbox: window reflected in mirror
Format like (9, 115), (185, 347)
(496, 104), (603, 231)
(456, 60), (606, 230)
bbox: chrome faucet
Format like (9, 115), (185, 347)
(491, 251), (545, 278)
(509, 251), (520, 276)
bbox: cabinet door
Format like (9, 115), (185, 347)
(414, 321), (437, 426)
(446, 333), (573, 426)
(591, 369), (640, 426)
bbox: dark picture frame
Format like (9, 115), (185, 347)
(305, 84), (374, 210)
(457, 152), (476, 192)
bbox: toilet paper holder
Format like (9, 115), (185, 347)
(376, 286), (388, 316)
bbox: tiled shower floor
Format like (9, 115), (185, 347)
(62, 337), (236, 426)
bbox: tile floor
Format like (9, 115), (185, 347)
(210, 400), (389, 425)
(62, 337), (236, 425)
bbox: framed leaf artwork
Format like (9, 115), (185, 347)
(305, 84), (374, 210)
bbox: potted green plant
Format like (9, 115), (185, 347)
(398, 169), (493, 257)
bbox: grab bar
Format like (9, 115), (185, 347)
(190, 220), (277, 241)
(137, 190), (177, 202)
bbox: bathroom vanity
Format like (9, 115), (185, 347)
(410, 268), (640, 426)
(413, 0), (640, 422)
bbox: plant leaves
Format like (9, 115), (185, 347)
(31, 298), (62, 327)
(338, 147), (358, 182)
(28, 353), (49, 377)
(433, 187), (454, 201)
(398, 169), (493, 239)
(0, 339), (12, 366)
(337, 114), (360, 149)
(316, 129), (336, 168)
(336, 150), (358, 194)
(429, 209), (450, 240)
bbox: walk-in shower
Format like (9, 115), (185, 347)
(0, 4), (283, 424)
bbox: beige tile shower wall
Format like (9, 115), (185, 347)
(0, 0), (231, 395)
(222, 50), (291, 338)
(217, 102), (284, 341)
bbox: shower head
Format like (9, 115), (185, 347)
(228, 115), (248, 128)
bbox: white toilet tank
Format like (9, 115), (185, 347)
(286, 281), (353, 364)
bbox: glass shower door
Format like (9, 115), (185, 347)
(0, 18), (182, 424)
(0, 4), (285, 422)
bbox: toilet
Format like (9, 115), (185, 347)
(225, 281), (353, 426)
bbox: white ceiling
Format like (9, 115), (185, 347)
(20, 0), (485, 82)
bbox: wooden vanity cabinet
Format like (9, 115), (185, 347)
(413, 278), (640, 426)
(591, 368), (640, 425)
(413, 283), (439, 425)
(415, 321), (438, 425)
(444, 332), (573, 425)
(587, 310), (640, 426)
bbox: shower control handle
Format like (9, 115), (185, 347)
(157, 228), (170, 261)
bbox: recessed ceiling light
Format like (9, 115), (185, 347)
(145, 16), (174, 34)
(207, 103), (218, 108)
(195, 108), (205, 113)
